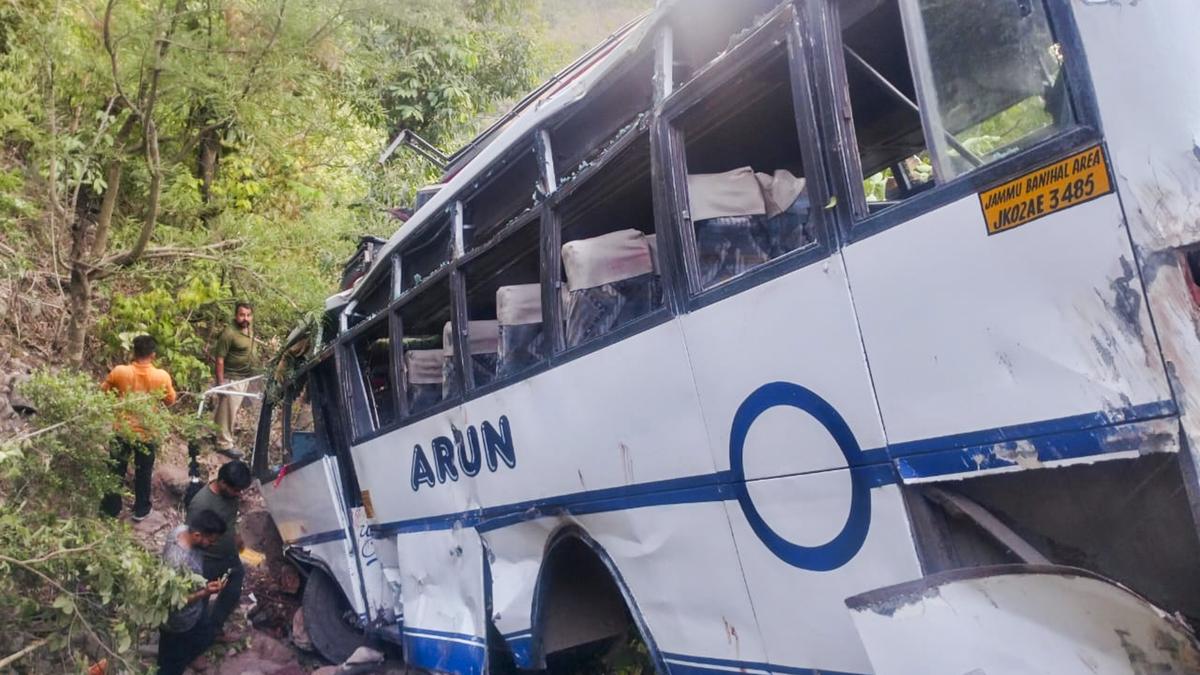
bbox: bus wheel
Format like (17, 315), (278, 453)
(303, 567), (365, 665)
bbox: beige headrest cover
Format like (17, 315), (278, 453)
(756, 169), (807, 219)
(496, 284), (543, 326)
(687, 167), (766, 221)
(687, 167), (806, 220)
(442, 320), (499, 356)
(561, 229), (655, 292)
(404, 349), (443, 385)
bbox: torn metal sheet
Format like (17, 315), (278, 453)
(1072, 0), (1200, 525)
(896, 414), (1181, 483)
(847, 565), (1200, 675)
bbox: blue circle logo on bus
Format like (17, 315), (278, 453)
(730, 382), (871, 571)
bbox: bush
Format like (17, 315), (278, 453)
(97, 274), (229, 394)
(0, 370), (201, 672)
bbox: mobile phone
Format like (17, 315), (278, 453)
(218, 570), (231, 584)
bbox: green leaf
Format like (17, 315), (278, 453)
(52, 594), (75, 615)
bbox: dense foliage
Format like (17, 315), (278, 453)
(0, 0), (563, 366)
(0, 371), (202, 673)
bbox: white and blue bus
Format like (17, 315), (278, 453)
(251, 1), (1200, 673)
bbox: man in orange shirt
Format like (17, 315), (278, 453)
(101, 334), (177, 520)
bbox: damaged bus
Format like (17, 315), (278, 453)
(251, 0), (1200, 673)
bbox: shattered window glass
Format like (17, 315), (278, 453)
(903, 0), (1075, 180)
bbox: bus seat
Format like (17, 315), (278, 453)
(688, 168), (811, 286)
(443, 320), (500, 393)
(756, 169), (812, 258)
(496, 284), (544, 378)
(561, 228), (660, 347)
(404, 347), (444, 414)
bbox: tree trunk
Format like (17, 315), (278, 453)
(197, 123), (221, 202)
(64, 161), (121, 366)
(64, 265), (92, 367)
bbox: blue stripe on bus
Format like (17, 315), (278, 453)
(394, 630), (866, 675)
(895, 413), (1176, 481)
(287, 529), (347, 547)
(366, 400), (1176, 539)
(504, 632), (535, 669)
(662, 651), (867, 675)
(402, 628), (485, 675)
(887, 399), (1176, 458)
(372, 470), (738, 536)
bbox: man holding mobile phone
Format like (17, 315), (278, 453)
(158, 510), (228, 675)
(186, 460), (251, 641)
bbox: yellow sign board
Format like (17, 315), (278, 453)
(978, 144), (1112, 235)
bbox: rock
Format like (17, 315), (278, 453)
(249, 633), (296, 665)
(153, 462), (192, 500)
(132, 509), (172, 534)
(344, 646), (385, 666)
(213, 654), (282, 675)
(291, 608), (313, 652)
(311, 667), (339, 675)
(279, 563), (302, 595)
(241, 509), (285, 561)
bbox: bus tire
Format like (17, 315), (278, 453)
(303, 567), (365, 665)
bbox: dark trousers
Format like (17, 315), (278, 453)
(101, 438), (155, 517)
(157, 615), (213, 675)
(202, 554), (244, 634)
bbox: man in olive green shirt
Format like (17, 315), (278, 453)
(186, 460), (251, 639)
(213, 302), (256, 458)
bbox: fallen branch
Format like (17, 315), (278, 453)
(90, 240), (243, 278)
(0, 637), (49, 669)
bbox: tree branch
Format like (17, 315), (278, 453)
(103, 0), (139, 117)
(0, 638), (49, 669)
(104, 0), (188, 270)
(0, 555), (134, 671)
(91, 240), (243, 278)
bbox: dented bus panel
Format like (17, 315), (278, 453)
(252, 1), (1200, 673)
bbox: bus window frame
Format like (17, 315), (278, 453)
(802, 0), (1104, 245)
(658, 3), (837, 312)
(339, 310), (400, 441)
(543, 122), (675, 366)
(460, 137), (541, 253)
(389, 264), (463, 432)
(456, 208), (554, 398)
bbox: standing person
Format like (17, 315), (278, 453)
(186, 460), (251, 640)
(213, 302), (256, 459)
(158, 510), (228, 675)
(101, 334), (177, 520)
